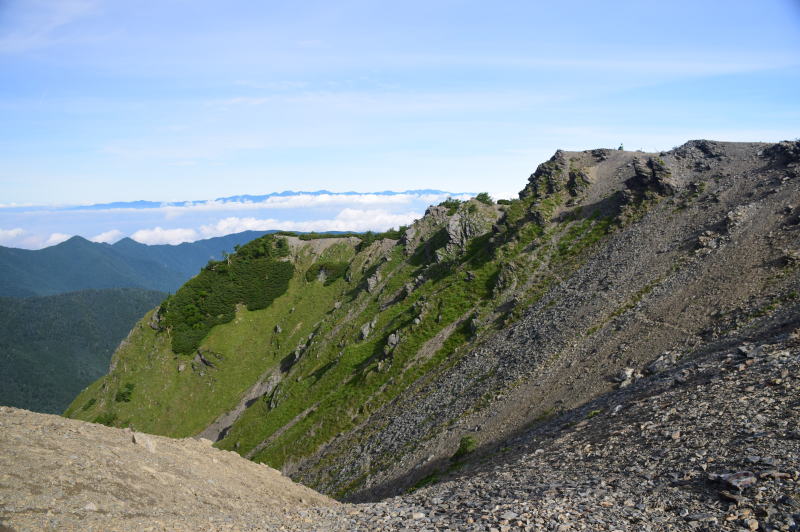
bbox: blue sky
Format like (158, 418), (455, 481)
(1, 0), (799, 247)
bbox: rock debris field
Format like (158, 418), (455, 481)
(2, 323), (800, 531)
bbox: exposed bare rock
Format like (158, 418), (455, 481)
(435, 204), (497, 261)
(519, 150), (568, 199)
(404, 201), (499, 262)
(645, 350), (681, 374)
(0, 407), (336, 531)
(386, 331), (400, 349)
(567, 165), (591, 197)
(360, 317), (378, 340)
(366, 271), (381, 293)
(764, 140), (800, 177)
(148, 308), (163, 331)
(198, 373), (282, 442)
(630, 155), (676, 195)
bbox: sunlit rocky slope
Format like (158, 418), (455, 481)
(65, 139), (800, 503)
(5, 317), (799, 530)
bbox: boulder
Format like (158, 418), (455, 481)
(367, 272), (381, 293)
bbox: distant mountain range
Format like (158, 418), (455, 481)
(1, 189), (462, 213)
(0, 230), (270, 297)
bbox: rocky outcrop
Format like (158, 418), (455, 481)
(519, 150), (569, 199)
(400, 199), (499, 263)
(435, 203), (498, 261)
(148, 307), (163, 330)
(198, 373), (282, 442)
(765, 140), (800, 177)
(566, 165), (591, 197)
(366, 271), (382, 293)
(360, 317), (378, 340)
(629, 156), (676, 196)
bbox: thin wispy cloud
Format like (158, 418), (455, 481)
(233, 80), (309, 91)
(0, 0), (98, 54)
(368, 51), (800, 77)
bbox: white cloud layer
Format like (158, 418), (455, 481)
(45, 233), (72, 246)
(0, 228), (25, 242)
(1, 191), (475, 248)
(129, 208), (422, 245)
(90, 229), (123, 244)
(199, 208), (421, 237)
(59, 192), (473, 219)
(130, 227), (199, 246)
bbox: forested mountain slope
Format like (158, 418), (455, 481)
(0, 288), (165, 413)
(0, 231), (268, 297)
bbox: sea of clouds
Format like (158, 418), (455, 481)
(0, 190), (474, 249)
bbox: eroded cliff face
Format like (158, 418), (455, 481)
(66, 140), (800, 502)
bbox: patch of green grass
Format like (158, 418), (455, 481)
(609, 280), (658, 319)
(67, 259), (350, 438)
(749, 291), (800, 319)
(452, 435), (477, 461)
(305, 261), (349, 285)
(408, 472), (440, 492)
(276, 227), (408, 243)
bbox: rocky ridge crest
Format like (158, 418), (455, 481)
(60, 139), (800, 509)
